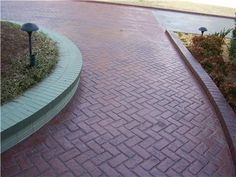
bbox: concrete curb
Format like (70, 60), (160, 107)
(166, 30), (236, 166)
(81, 0), (234, 19)
(1, 24), (83, 153)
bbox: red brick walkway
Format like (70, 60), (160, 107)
(1, 2), (235, 177)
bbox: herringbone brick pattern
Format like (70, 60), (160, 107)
(1, 1), (235, 177)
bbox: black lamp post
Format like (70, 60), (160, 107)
(198, 27), (207, 36)
(21, 23), (39, 67)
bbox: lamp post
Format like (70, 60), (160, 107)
(21, 23), (39, 67)
(198, 27), (207, 36)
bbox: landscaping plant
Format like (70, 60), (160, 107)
(229, 28), (236, 61)
(1, 21), (59, 104)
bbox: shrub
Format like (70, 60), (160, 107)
(232, 28), (236, 38)
(190, 35), (224, 59)
(230, 29), (236, 61)
(220, 81), (236, 111)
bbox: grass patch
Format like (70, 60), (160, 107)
(176, 31), (236, 112)
(94, 0), (235, 17)
(1, 21), (59, 105)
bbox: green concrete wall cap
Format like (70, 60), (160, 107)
(1, 21), (83, 152)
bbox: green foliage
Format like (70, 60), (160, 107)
(1, 21), (59, 104)
(201, 60), (213, 73)
(230, 38), (236, 60)
(232, 28), (236, 38)
(213, 28), (232, 39)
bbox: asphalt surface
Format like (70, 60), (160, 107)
(153, 9), (235, 37)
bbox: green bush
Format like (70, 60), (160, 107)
(230, 29), (236, 61)
(232, 28), (236, 38)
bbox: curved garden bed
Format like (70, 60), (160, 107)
(1, 22), (83, 153)
(1, 21), (59, 105)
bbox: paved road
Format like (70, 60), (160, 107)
(153, 10), (235, 36)
(1, 1), (235, 177)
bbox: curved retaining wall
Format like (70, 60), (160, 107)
(1, 25), (83, 153)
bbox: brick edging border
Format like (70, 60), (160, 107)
(166, 30), (236, 167)
(80, 0), (234, 19)
(1, 23), (83, 153)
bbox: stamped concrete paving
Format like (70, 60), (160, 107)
(1, 1), (235, 177)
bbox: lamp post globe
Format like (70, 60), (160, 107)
(198, 27), (207, 36)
